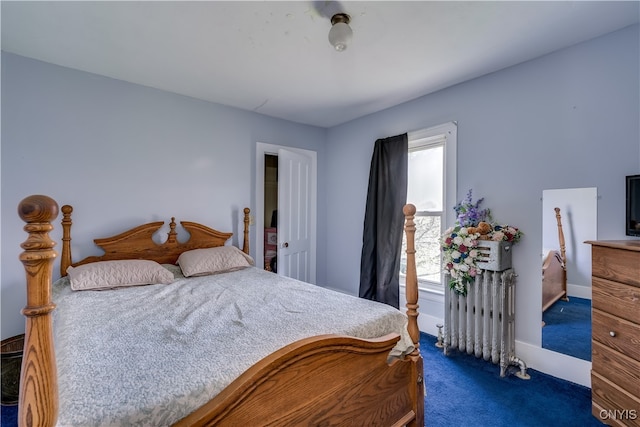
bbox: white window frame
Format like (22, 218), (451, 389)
(402, 121), (457, 294)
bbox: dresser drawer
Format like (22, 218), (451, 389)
(593, 277), (640, 324)
(593, 341), (640, 398)
(592, 371), (640, 426)
(591, 245), (640, 288)
(592, 309), (640, 360)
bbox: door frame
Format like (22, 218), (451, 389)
(255, 142), (317, 284)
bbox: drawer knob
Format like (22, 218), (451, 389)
(609, 331), (616, 337)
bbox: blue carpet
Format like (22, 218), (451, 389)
(421, 333), (602, 426)
(0, 404), (17, 427)
(542, 297), (591, 360)
(1, 333), (602, 426)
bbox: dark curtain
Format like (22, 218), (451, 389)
(359, 133), (408, 309)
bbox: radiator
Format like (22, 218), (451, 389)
(443, 269), (529, 379)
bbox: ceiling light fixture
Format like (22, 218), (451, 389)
(328, 13), (352, 52)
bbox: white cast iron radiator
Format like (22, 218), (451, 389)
(443, 269), (529, 379)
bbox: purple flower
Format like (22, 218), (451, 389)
(453, 189), (490, 227)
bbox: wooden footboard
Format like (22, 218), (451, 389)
(542, 250), (567, 312)
(176, 334), (422, 426)
(17, 196), (423, 427)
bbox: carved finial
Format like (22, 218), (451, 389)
(19, 196), (59, 252)
(18, 195), (59, 224)
(19, 194), (59, 279)
(168, 217), (177, 244)
(403, 203), (416, 216)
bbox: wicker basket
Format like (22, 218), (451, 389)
(1, 334), (24, 405)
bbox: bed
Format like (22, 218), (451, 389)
(16, 195), (424, 427)
(542, 207), (568, 312)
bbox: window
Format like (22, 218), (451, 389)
(401, 122), (457, 292)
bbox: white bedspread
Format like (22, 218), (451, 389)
(52, 266), (413, 426)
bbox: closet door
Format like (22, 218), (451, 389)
(277, 148), (312, 283)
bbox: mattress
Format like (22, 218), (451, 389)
(51, 266), (413, 426)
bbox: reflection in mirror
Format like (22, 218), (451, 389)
(541, 188), (597, 361)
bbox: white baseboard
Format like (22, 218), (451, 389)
(515, 340), (591, 387)
(567, 283), (592, 300)
(416, 313), (442, 337)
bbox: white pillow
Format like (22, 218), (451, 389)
(177, 246), (254, 277)
(67, 260), (175, 291)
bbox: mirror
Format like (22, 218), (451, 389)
(541, 187), (597, 360)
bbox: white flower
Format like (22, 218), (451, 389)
(453, 236), (463, 245)
(453, 282), (466, 294)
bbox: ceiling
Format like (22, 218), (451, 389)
(2, 1), (639, 128)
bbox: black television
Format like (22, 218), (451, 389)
(626, 174), (640, 237)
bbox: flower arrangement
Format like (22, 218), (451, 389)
(442, 190), (523, 295)
(441, 225), (481, 295)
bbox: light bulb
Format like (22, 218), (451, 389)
(328, 15), (352, 52)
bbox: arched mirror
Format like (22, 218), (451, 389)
(541, 187), (597, 361)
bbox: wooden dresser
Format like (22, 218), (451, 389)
(587, 240), (640, 426)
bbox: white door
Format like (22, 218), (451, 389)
(277, 148), (312, 282)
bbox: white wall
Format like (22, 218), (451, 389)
(324, 25), (639, 385)
(0, 53), (327, 339)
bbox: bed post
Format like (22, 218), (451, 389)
(60, 205), (73, 277)
(554, 207), (568, 302)
(403, 203), (424, 426)
(242, 207), (250, 255)
(18, 195), (59, 427)
(403, 203), (420, 352)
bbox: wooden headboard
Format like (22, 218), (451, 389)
(60, 205), (251, 277)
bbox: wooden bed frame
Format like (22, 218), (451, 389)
(17, 195), (424, 427)
(542, 207), (569, 312)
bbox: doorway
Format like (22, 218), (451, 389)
(255, 142), (317, 284)
(263, 154), (278, 273)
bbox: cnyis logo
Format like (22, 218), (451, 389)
(599, 409), (638, 421)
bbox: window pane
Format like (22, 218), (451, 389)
(407, 146), (443, 212)
(401, 215), (442, 284)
